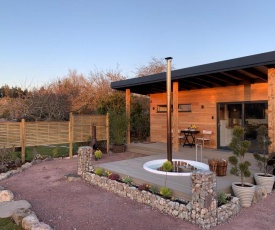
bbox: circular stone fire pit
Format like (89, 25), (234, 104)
(143, 159), (209, 176)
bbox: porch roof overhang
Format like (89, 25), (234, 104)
(111, 51), (275, 95)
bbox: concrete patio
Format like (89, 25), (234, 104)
(96, 142), (259, 201)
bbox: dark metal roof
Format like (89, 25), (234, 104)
(111, 51), (275, 95)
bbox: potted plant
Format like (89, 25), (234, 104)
(94, 149), (103, 161)
(228, 126), (255, 207)
(253, 125), (275, 193)
(109, 110), (127, 153)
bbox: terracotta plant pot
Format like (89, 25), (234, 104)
(232, 182), (255, 208)
(254, 173), (275, 193)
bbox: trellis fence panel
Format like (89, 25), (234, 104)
(0, 113), (109, 162)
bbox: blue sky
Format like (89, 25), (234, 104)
(1, 0), (275, 88)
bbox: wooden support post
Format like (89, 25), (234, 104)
(268, 68), (275, 153)
(126, 88), (131, 145)
(244, 83), (251, 101)
(173, 82), (179, 152)
(20, 119), (26, 163)
(69, 112), (73, 158)
(106, 113), (110, 153)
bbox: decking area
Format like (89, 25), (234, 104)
(96, 142), (258, 200)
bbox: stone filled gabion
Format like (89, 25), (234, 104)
(217, 197), (240, 224)
(191, 171), (217, 228)
(79, 159), (241, 229)
(77, 146), (93, 176)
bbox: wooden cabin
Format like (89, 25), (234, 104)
(111, 51), (275, 153)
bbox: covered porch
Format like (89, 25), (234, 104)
(111, 51), (275, 153)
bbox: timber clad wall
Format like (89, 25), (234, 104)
(268, 68), (275, 153)
(150, 83), (268, 148)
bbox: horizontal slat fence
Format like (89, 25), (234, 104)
(25, 122), (69, 146)
(0, 113), (109, 162)
(72, 115), (107, 142)
(0, 122), (21, 147)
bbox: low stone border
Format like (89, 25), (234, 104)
(0, 158), (75, 229)
(0, 155), (78, 182)
(217, 197), (240, 224)
(77, 146), (241, 229)
(82, 172), (241, 229)
(0, 162), (33, 181)
(0, 188), (52, 230)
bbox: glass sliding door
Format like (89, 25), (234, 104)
(217, 101), (267, 152)
(244, 102), (268, 152)
(218, 103), (242, 148)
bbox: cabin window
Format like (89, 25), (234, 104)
(157, 104), (192, 113)
(157, 105), (170, 113)
(178, 104), (192, 112)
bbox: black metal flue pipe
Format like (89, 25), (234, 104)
(90, 123), (97, 150)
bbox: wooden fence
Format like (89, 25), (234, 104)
(0, 113), (109, 162)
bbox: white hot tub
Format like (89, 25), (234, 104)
(143, 159), (209, 176)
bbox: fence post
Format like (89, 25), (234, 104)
(106, 113), (109, 153)
(69, 112), (73, 158)
(20, 119), (26, 163)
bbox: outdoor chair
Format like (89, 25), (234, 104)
(195, 130), (212, 148)
(172, 129), (185, 144)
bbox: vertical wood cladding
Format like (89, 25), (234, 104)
(150, 83), (268, 148)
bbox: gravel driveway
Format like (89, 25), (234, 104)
(1, 152), (275, 230)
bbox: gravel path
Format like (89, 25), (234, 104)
(1, 152), (275, 230)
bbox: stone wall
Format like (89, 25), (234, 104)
(77, 148), (241, 228)
(0, 188), (52, 230)
(82, 170), (241, 229)
(77, 146), (93, 176)
(190, 171), (217, 228)
(217, 197), (241, 224)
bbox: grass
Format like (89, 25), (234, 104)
(4, 140), (107, 162)
(0, 217), (23, 230)
(27, 143), (80, 161)
(9, 143), (79, 162)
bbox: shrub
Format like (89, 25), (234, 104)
(162, 161), (173, 172)
(138, 184), (150, 191)
(0, 146), (14, 166)
(217, 190), (228, 206)
(108, 173), (120, 181)
(162, 161), (173, 187)
(95, 168), (103, 176)
(130, 101), (150, 141)
(253, 125), (273, 176)
(52, 146), (59, 158)
(160, 187), (172, 198)
(149, 185), (158, 194)
(102, 170), (111, 177)
(122, 176), (132, 185)
(94, 150), (103, 160)
(109, 110), (127, 146)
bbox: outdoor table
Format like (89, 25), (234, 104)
(181, 129), (200, 148)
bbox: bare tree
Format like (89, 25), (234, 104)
(50, 70), (95, 114)
(2, 84), (70, 121)
(25, 88), (70, 121)
(135, 57), (168, 77)
(89, 66), (126, 110)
